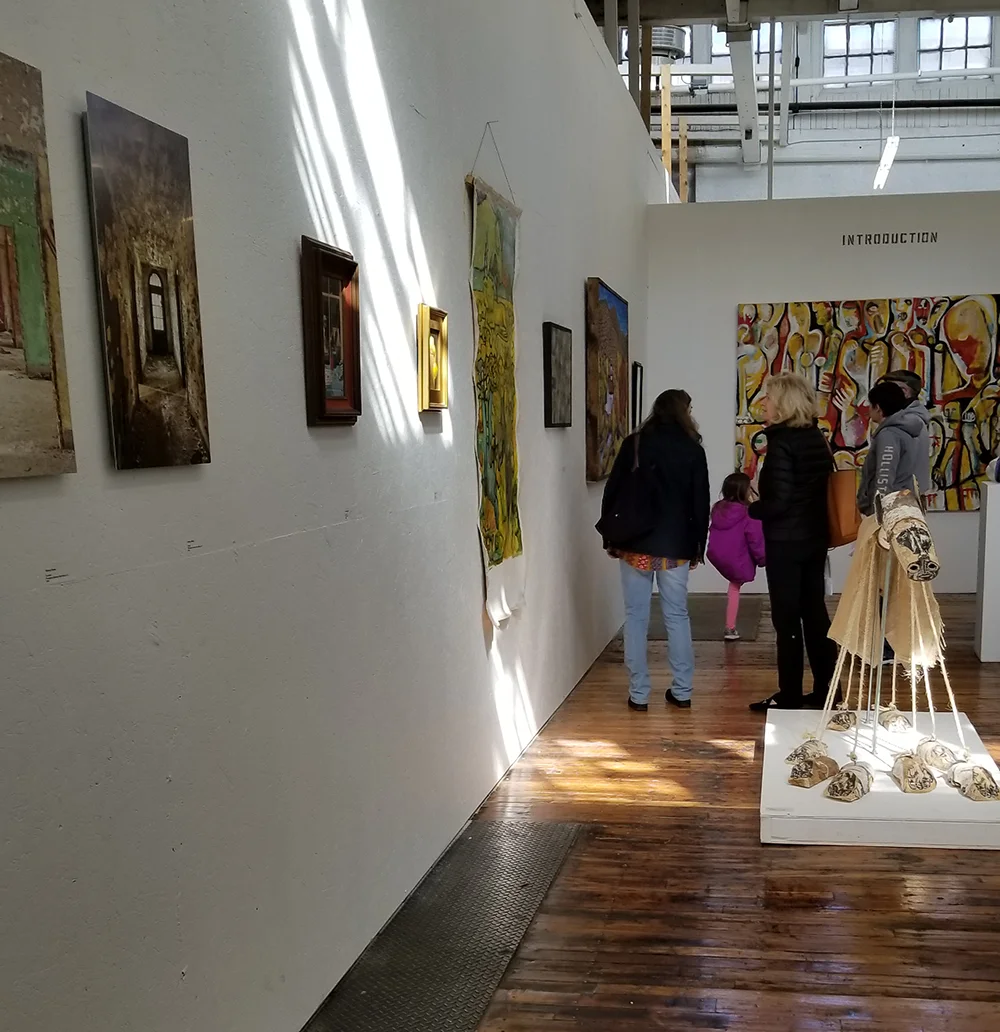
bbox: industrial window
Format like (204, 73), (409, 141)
(918, 16), (992, 80)
(754, 22), (782, 66)
(823, 20), (896, 88)
(711, 25), (782, 88)
(711, 26), (734, 87)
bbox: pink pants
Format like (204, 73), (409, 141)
(726, 582), (741, 629)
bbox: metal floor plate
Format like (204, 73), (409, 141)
(302, 820), (582, 1032)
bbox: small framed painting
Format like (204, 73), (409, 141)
(417, 303), (449, 411)
(631, 361), (644, 430)
(543, 321), (572, 428)
(301, 236), (361, 425)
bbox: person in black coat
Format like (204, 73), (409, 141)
(599, 390), (710, 712)
(747, 372), (837, 711)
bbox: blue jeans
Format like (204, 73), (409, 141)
(620, 560), (695, 704)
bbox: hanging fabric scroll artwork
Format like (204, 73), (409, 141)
(469, 177), (525, 626)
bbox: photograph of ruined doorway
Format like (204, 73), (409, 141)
(0, 51), (75, 478)
(84, 93), (210, 469)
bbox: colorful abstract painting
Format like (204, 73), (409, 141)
(736, 297), (1000, 512)
(585, 279), (629, 482)
(470, 178), (524, 624)
(0, 51), (75, 477)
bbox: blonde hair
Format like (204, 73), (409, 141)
(766, 372), (819, 428)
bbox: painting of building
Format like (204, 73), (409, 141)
(585, 278), (629, 482)
(737, 297), (1000, 512)
(85, 93), (210, 469)
(0, 51), (75, 478)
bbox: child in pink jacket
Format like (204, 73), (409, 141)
(706, 473), (766, 641)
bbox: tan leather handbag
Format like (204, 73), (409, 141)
(826, 456), (861, 548)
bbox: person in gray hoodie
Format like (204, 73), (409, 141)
(878, 369), (932, 502)
(857, 379), (931, 516)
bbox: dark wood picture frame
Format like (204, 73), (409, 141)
(543, 321), (573, 428)
(632, 360), (644, 431)
(301, 235), (361, 426)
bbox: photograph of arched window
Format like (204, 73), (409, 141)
(84, 93), (210, 469)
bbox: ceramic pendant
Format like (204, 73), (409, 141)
(915, 737), (958, 773)
(785, 739), (826, 765)
(788, 755), (840, 789)
(947, 761), (1000, 801)
(890, 752), (937, 794)
(827, 710), (856, 732)
(825, 762), (873, 803)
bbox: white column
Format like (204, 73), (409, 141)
(975, 482), (1000, 662)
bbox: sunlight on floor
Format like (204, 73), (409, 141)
(709, 739), (757, 762)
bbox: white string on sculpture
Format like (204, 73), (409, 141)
(787, 485), (999, 801)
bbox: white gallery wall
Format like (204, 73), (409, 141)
(646, 191), (997, 595)
(0, 2), (663, 1031)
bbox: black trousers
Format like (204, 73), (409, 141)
(765, 545), (837, 704)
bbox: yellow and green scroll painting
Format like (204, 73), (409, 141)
(470, 180), (523, 569)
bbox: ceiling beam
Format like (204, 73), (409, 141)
(585, 0), (1000, 24)
(727, 30), (762, 163)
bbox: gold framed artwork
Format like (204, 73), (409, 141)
(417, 303), (448, 411)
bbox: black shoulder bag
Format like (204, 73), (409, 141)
(595, 434), (658, 548)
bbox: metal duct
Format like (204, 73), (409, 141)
(624, 24), (687, 62)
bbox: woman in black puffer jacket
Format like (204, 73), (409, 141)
(747, 372), (836, 711)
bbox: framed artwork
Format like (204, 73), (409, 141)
(417, 303), (448, 412)
(0, 52), (75, 478)
(301, 236), (361, 425)
(543, 321), (572, 428)
(631, 360), (644, 430)
(84, 93), (210, 468)
(736, 296), (1000, 512)
(585, 278), (629, 481)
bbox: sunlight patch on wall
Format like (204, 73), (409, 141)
(287, 0), (445, 448)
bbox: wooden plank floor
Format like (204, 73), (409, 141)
(476, 596), (1000, 1032)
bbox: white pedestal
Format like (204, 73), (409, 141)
(760, 710), (1000, 849)
(976, 481), (1000, 662)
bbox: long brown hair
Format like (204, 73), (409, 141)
(641, 389), (701, 442)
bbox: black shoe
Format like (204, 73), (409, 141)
(627, 698), (648, 712)
(749, 693), (803, 712)
(665, 689), (691, 709)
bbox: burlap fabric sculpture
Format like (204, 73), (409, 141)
(786, 740), (828, 765)
(890, 752), (937, 794)
(789, 755), (840, 788)
(827, 710), (856, 732)
(947, 762), (1000, 801)
(828, 512), (944, 670)
(825, 762), (873, 802)
(917, 737), (958, 773)
(811, 488), (980, 800)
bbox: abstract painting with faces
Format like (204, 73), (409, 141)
(736, 297), (1000, 512)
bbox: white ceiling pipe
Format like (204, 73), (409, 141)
(792, 67), (1000, 87)
(666, 63), (1000, 86)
